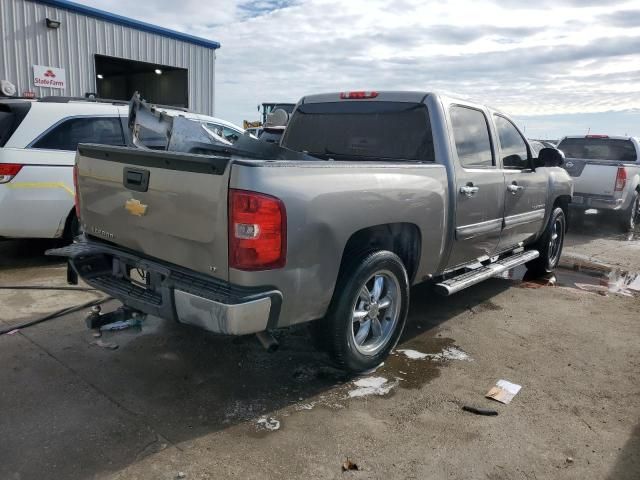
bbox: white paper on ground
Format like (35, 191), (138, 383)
(486, 379), (522, 404)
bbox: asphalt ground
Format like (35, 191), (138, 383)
(0, 214), (638, 480)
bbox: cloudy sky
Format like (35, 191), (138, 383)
(83, 0), (640, 138)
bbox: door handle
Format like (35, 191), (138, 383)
(459, 185), (480, 197)
(507, 183), (524, 194)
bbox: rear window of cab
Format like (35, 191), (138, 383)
(282, 101), (435, 162)
(557, 138), (637, 162)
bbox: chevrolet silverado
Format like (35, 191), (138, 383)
(49, 91), (572, 372)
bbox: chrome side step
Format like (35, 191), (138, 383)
(434, 250), (540, 296)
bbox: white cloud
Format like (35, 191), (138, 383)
(79, 0), (640, 137)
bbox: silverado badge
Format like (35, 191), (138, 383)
(125, 199), (148, 217)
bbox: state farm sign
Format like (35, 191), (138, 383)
(33, 65), (66, 90)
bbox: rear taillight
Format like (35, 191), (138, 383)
(0, 163), (22, 183)
(73, 164), (81, 218)
(339, 91), (379, 99)
(615, 166), (627, 192)
(229, 189), (286, 270)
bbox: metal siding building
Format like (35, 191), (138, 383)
(0, 0), (219, 114)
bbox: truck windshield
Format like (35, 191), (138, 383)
(557, 138), (637, 162)
(282, 101), (435, 161)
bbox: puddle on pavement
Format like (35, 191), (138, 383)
(497, 259), (640, 297)
(380, 336), (453, 389)
(248, 335), (463, 436)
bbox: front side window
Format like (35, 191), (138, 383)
(494, 115), (530, 170)
(450, 106), (494, 168)
(32, 117), (125, 151)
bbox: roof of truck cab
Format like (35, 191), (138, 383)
(298, 91), (502, 112)
(300, 91), (432, 104)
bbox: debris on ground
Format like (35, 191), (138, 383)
(256, 416), (280, 431)
(396, 349), (429, 359)
(6, 329), (20, 335)
(397, 346), (471, 361)
(566, 457), (574, 464)
(486, 379), (522, 404)
(295, 402), (316, 411)
(462, 405), (498, 416)
(348, 376), (396, 398)
(91, 339), (119, 350)
(176, 472), (186, 479)
(342, 458), (359, 472)
(100, 318), (143, 331)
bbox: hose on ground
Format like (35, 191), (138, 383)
(0, 296), (113, 336)
(0, 285), (97, 291)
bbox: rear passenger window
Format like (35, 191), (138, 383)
(32, 117), (125, 151)
(450, 106), (494, 168)
(494, 115), (530, 169)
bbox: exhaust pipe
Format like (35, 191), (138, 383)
(256, 330), (279, 353)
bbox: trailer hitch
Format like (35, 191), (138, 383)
(85, 305), (146, 330)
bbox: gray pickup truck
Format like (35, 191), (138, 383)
(556, 135), (640, 231)
(50, 91), (571, 372)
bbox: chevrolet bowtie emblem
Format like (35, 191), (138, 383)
(125, 199), (148, 216)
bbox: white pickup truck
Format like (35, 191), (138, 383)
(557, 135), (640, 231)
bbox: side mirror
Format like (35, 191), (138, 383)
(536, 147), (564, 168)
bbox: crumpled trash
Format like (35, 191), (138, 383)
(342, 458), (359, 472)
(256, 417), (280, 431)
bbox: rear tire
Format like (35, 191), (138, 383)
(526, 207), (566, 275)
(619, 193), (639, 232)
(322, 250), (409, 373)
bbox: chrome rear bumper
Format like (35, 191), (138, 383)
(47, 238), (282, 335)
(571, 193), (624, 211)
(174, 289), (273, 335)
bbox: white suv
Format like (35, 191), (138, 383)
(0, 97), (245, 240)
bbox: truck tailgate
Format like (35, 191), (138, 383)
(564, 159), (619, 195)
(76, 144), (231, 281)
